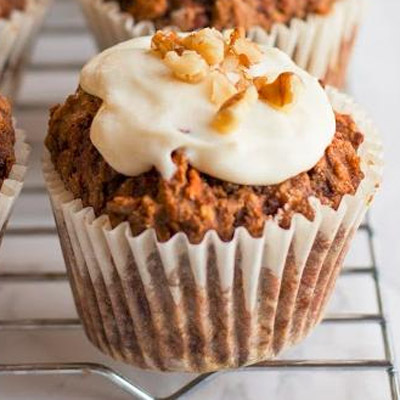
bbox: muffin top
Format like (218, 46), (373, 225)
(0, 96), (16, 187)
(109, 0), (336, 31)
(80, 30), (336, 185)
(0, 0), (26, 18)
(46, 29), (363, 243)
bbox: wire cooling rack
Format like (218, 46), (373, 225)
(0, 217), (399, 400)
(0, 0), (399, 399)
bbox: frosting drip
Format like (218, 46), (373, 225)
(80, 35), (335, 185)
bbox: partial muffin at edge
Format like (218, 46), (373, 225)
(0, 95), (16, 188)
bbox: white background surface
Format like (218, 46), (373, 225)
(350, 0), (400, 379)
(0, 0), (399, 399)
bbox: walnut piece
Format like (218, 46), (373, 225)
(254, 72), (303, 110)
(232, 37), (264, 67)
(226, 28), (246, 46)
(209, 70), (238, 106)
(212, 85), (258, 134)
(151, 31), (183, 57)
(220, 54), (240, 74)
(150, 29), (302, 135)
(164, 50), (209, 83)
(183, 28), (225, 66)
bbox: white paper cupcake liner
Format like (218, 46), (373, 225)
(0, 0), (51, 99)
(0, 128), (30, 243)
(43, 88), (382, 372)
(77, 0), (364, 87)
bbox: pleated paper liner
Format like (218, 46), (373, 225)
(0, 0), (51, 99)
(43, 88), (382, 372)
(77, 0), (364, 87)
(0, 128), (30, 243)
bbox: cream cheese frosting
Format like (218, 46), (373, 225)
(80, 34), (336, 186)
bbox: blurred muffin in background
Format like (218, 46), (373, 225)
(78, 0), (364, 87)
(109, 0), (335, 32)
(0, 0), (51, 99)
(0, 0), (26, 18)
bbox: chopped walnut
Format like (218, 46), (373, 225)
(209, 70), (238, 106)
(151, 31), (183, 57)
(254, 72), (303, 110)
(220, 54), (240, 74)
(227, 28), (246, 46)
(150, 28), (302, 134)
(182, 28), (225, 66)
(231, 37), (264, 67)
(212, 85), (258, 134)
(164, 50), (209, 83)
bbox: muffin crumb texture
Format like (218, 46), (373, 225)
(109, 0), (336, 31)
(0, 0), (26, 18)
(46, 87), (364, 244)
(0, 95), (16, 188)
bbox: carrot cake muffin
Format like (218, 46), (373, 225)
(44, 29), (381, 372)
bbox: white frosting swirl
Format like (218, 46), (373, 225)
(80, 36), (335, 185)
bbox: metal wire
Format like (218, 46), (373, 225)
(1, 176), (398, 400)
(2, 219), (397, 400)
(365, 213), (400, 399)
(1, 1), (398, 399)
